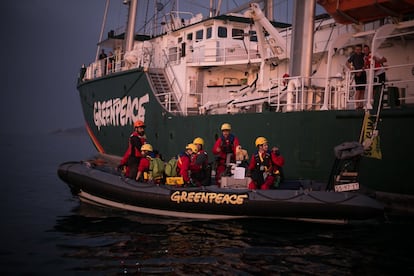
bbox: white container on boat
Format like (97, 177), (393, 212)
(234, 167), (245, 179)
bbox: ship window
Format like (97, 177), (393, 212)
(169, 47), (178, 62)
(196, 29), (203, 41)
(232, 28), (244, 40)
(249, 30), (257, 42)
(187, 33), (193, 40)
(181, 42), (186, 57)
(218, 26), (227, 38)
(206, 27), (212, 39)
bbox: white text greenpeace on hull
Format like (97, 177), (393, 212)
(93, 94), (149, 130)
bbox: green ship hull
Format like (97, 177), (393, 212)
(78, 69), (414, 196)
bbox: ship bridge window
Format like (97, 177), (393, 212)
(249, 30), (257, 42)
(196, 29), (203, 41)
(187, 33), (193, 40)
(218, 26), (227, 38)
(206, 27), (212, 39)
(232, 28), (244, 40)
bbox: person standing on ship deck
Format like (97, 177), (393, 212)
(212, 123), (240, 187)
(119, 120), (147, 179)
(107, 51), (115, 74)
(363, 45), (388, 110)
(98, 49), (107, 75)
(347, 45), (366, 109)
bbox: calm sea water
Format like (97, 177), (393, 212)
(1, 130), (413, 275)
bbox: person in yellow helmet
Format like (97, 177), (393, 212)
(119, 120), (147, 179)
(212, 123), (240, 187)
(247, 137), (274, 190)
(191, 137), (211, 186)
(177, 143), (197, 185)
(136, 143), (153, 182)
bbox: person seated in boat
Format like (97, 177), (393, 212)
(177, 143), (198, 186)
(270, 145), (285, 188)
(212, 123), (240, 187)
(135, 144), (153, 182)
(119, 120), (147, 179)
(190, 137), (211, 186)
(247, 137), (275, 190)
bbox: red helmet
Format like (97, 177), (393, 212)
(134, 120), (145, 128)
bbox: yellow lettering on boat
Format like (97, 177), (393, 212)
(222, 194), (230, 204)
(180, 191), (188, 202)
(194, 192), (201, 203)
(187, 192), (195, 202)
(236, 194), (248, 204)
(170, 191), (248, 205)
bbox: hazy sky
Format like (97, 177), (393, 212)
(2, 1), (104, 134)
(1, 0), (323, 134)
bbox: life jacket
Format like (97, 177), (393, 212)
(177, 153), (190, 169)
(253, 151), (272, 172)
(190, 150), (211, 186)
(129, 132), (146, 158)
(220, 134), (235, 154)
(191, 150), (208, 171)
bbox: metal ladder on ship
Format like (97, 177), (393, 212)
(148, 69), (182, 114)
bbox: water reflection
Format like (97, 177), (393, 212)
(53, 203), (414, 275)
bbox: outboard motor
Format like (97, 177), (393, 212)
(328, 141), (364, 192)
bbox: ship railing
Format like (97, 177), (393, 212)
(188, 39), (261, 65)
(208, 64), (413, 114)
(267, 76), (328, 112)
(82, 54), (126, 81)
(270, 62), (414, 112)
(161, 49), (185, 114)
(345, 62), (414, 109)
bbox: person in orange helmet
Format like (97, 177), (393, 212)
(119, 120), (147, 179)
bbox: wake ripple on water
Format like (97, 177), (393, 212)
(51, 203), (414, 275)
